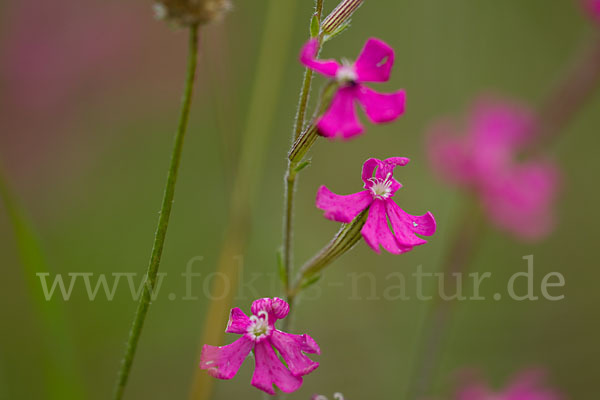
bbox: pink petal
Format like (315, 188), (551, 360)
(316, 186), (373, 223)
(299, 38), (340, 77)
(361, 158), (380, 185)
(376, 157), (410, 179)
(385, 200), (435, 247)
(270, 330), (320, 377)
(361, 200), (406, 254)
(481, 161), (559, 241)
(317, 87), (363, 139)
(251, 297), (289, 326)
(470, 97), (537, 174)
(251, 341), (303, 395)
(225, 307), (251, 334)
(426, 119), (475, 185)
(200, 336), (254, 380)
(354, 38), (395, 82)
(583, 0), (600, 23)
(356, 86), (405, 123)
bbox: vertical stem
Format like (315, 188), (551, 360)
(282, 0), (324, 296)
(292, 0), (324, 142)
(406, 197), (485, 400)
(535, 35), (600, 150)
(113, 24), (200, 400)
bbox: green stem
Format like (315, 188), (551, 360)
(281, 0), (324, 296)
(406, 196), (485, 400)
(113, 24), (200, 400)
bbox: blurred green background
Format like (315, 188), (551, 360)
(1, 0), (599, 399)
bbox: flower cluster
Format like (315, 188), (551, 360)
(200, 298), (320, 394)
(427, 97), (559, 240)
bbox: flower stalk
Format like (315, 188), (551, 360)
(113, 24), (200, 400)
(288, 209), (368, 302)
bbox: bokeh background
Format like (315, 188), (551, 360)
(1, 0), (599, 399)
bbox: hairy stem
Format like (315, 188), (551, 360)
(113, 24), (200, 400)
(282, 0), (325, 297)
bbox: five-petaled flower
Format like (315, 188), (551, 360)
(300, 37), (406, 139)
(316, 157), (436, 254)
(427, 96), (560, 240)
(456, 369), (563, 400)
(200, 297), (320, 395)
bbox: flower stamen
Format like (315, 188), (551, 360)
(247, 310), (271, 341)
(368, 172), (394, 199)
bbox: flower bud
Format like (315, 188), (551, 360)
(153, 0), (232, 27)
(321, 0), (363, 36)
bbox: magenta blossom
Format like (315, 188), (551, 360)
(316, 157), (436, 254)
(300, 38), (406, 139)
(200, 297), (320, 395)
(582, 0), (600, 22)
(456, 370), (563, 400)
(427, 97), (560, 240)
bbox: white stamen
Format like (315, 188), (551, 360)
(336, 59), (357, 83)
(368, 172), (394, 200)
(413, 221), (419, 227)
(247, 310), (270, 341)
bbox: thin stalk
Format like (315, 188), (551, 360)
(535, 34), (600, 150)
(292, 0), (324, 141)
(282, 0), (324, 296)
(113, 24), (200, 400)
(406, 197), (485, 400)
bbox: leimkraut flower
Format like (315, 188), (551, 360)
(300, 38), (406, 139)
(456, 370), (563, 400)
(316, 157), (436, 254)
(200, 298), (320, 395)
(427, 97), (560, 240)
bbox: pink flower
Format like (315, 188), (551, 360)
(299, 38), (406, 139)
(582, 0), (600, 23)
(200, 297), (320, 395)
(456, 370), (563, 400)
(427, 97), (560, 240)
(316, 157), (436, 254)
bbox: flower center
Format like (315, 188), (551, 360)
(336, 59), (357, 84)
(247, 310), (271, 341)
(368, 172), (394, 200)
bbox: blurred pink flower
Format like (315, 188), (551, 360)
(582, 0), (600, 23)
(300, 38), (406, 139)
(427, 97), (560, 240)
(456, 369), (563, 400)
(200, 298), (320, 395)
(316, 157), (436, 254)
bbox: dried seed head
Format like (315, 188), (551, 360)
(153, 0), (232, 27)
(321, 0), (363, 35)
